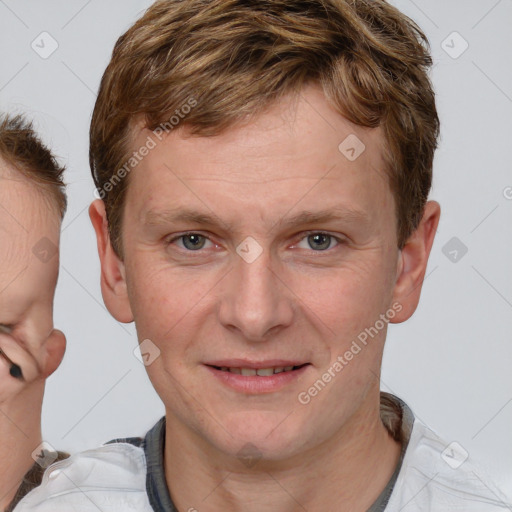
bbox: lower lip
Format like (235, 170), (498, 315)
(204, 365), (310, 394)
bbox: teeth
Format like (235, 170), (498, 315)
(218, 366), (299, 375)
(256, 368), (274, 376)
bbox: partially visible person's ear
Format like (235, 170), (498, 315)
(390, 200), (441, 323)
(41, 329), (66, 378)
(89, 199), (134, 323)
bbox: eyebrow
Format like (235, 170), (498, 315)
(142, 206), (370, 232)
(143, 208), (233, 230)
(276, 208), (370, 230)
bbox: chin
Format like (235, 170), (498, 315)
(211, 410), (307, 461)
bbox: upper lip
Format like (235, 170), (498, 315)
(204, 359), (310, 369)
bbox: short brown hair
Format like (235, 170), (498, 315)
(0, 114), (67, 219)
(90, 0), (439, 256)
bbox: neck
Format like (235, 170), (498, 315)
(164, 392), (401, 512)
(0, 384), (43, 510)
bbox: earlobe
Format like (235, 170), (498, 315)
(390, 201), (441, 323)
(89, 200), (134, 323)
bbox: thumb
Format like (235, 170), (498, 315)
(41, 328), (66, 378)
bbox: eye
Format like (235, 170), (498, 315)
(297, 233), (339, 251)
(174, 233), (213, 251)
(0, 324), (13, 335)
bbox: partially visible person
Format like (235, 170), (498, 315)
(14, 0), (512, 510)
(0, 114), (68, 511)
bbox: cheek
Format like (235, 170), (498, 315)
(289, 255), (392, 336)
(126, 255), (217, 346)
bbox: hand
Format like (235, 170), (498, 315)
(0, 328), (66, 404)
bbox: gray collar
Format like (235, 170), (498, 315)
(367, 392), (415, 512)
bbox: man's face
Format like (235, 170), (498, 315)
(0, 163), (60, 400)
(116, 85), (406, 458)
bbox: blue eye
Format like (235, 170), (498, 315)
(176, 234), (212, 251)
(297, 233), (339, 251)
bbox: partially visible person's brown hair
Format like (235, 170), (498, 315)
(90, 0), (439, 256)
(0, 114), (67, 219)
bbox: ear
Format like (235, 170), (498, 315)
(390, 201), (441, 323)
(89, 199), (134, 323)
(41, 329), (66, 378)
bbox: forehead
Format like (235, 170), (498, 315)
(0, 164), (54, 233)
(124, 85), (392, 228)
(0, 164), (60, 308)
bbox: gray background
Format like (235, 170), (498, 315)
(0, 0), (511, 495)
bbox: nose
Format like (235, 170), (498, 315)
(218, 249), (294, 342)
